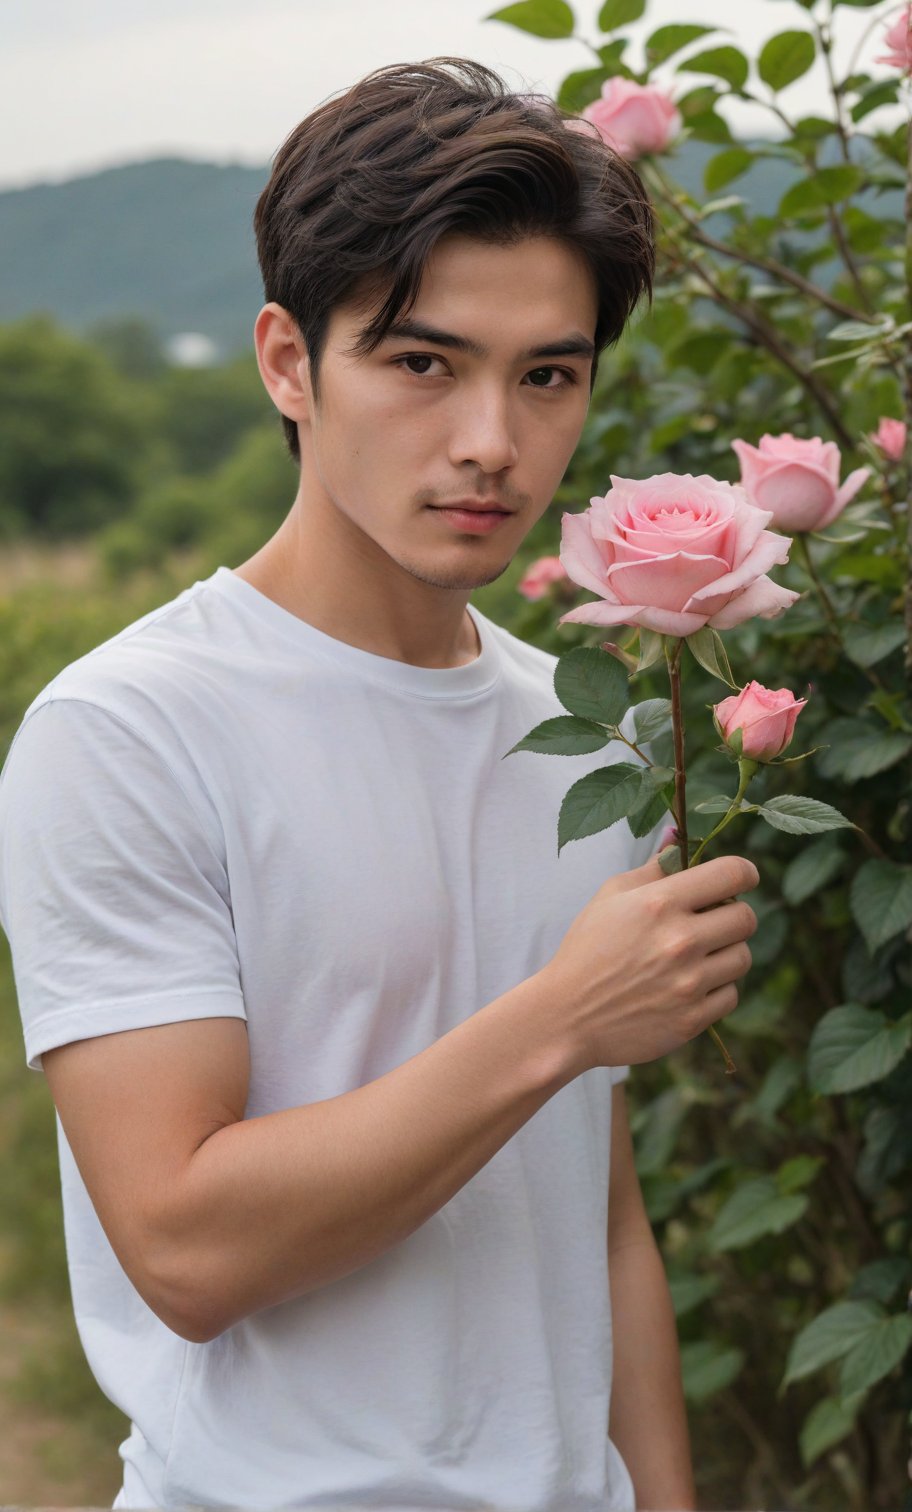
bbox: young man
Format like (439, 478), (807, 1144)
(0, 59), (759, 1512)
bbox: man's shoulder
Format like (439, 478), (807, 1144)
(12, 575), (226, 747)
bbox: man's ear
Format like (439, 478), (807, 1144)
(253, 303), (314, 432)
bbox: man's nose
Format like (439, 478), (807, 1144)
(448, 389), (519, 474)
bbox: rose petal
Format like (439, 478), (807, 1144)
(752, 462), (837, 531)
(687, 528), (791, 607)
(607, 552), (727, 614)
(707, 575), (800, 630)
(559, 511), (616, 601)
(558, 599), (643, 627)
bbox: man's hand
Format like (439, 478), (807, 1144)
(541, 854), (760, 1074)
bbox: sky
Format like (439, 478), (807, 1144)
(0, 0), (905, 191)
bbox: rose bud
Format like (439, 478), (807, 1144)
(731, 432), (869, 533)
(870, 417), (907, 463)
(574, 78), (682, 161)
(713, 681), (808, 762)
(517, 555), (569, 601)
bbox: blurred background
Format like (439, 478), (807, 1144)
(1, 1), (908, 1506)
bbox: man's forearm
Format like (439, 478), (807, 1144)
(609, 1227), (697, 1511)
(156, 970), (580, 1341)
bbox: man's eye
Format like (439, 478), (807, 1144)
(397, 354), (445, 376)
(524, 367), (573, 390)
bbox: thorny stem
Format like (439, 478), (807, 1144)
(660, 226), (856, 450)
(813, 13), (876, 313)
(664, 639), (736, 1077)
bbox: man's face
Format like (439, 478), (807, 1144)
(299, 233), (598, 592)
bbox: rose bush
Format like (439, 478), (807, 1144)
(731, 434), (870, 533)
(557, 472), (798, 634)
(491, 0), (912, 1504)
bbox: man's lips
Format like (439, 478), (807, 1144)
(427, 501), (515, 514)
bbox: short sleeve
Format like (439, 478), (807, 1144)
(0, 698), (246, 1072)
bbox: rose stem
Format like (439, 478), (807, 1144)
(665, 636), (737, 1077)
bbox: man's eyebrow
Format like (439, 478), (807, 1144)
(380, 318), (595, 362)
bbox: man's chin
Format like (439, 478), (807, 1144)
(402, 558), (513, 592)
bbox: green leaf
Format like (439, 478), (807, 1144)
(631, 698), (672, 744)
(781, 836), (845, 905)
(777, 1155), (824, 1195)
(680, 1340), (746, 1403)
(816, 165), (865, 202)
(684, 626), (737, 687)
(850, 860), (912, 952)
(677, 45), (749, 90)
(758, 30), (816, 92)
(851, 79), (901, 123)
(667, 1272), (720, 1319)
(850, 1258), (912, 1307)
(557, 763), (648, 852)
(703, 147), (754, 192)
(486, 0), (575, 38)
(784, 1301), (882, 1387)
(626, 783), (673, 839)
(633, 1086), (690, 1174)
(778, 165), (865, 219)
(758, 795), (854, 836)
(842, 621), (906, 668)
(807, 1004), (912, 1094)
(839, 1314), (912, 1398)
(636, 629), (665, 673)
(694, 794), (740, 814)
(502, 714), (611, 758)
(645, 23), (715, 65)
(598, 0), (644, 29)
(815, 718), (912, 782)
(708, 1177), (808, 1252)
(657, 844), (683, 874)
(826, 318), (885, 343)
(554, 646), (630, 725)
(800, 1396), (859, 1468)
(557, 68), (610, 112)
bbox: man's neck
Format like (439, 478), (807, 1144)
(232, 513), (482, 670)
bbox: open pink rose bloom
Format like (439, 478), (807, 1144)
(732, 433), (869, 533)
(871, 417), (907, 463)
(577, 78), (682, 160)
(713, 681), (807, 762)
(517, 555), (569, 601)
(874, 5), (912, 71)
(558, 473), (800, 638)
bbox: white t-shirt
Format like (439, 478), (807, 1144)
(0, 566), (664, 1511)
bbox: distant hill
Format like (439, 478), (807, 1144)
(0, 144), (899, 362)
(0, 158), (266, 359)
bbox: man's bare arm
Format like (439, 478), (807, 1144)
(607, 1085), (697, 1511)
(43, 854), (757, 1344)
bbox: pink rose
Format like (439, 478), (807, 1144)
(874, 5), (912, 70)
(731, 433), (870, 533)
(577, 78), (681, 161)
(517, 555), (569, 601)
(713, 681), (807, 762)
(870, 417), (907, 462)
(557, 472), (799, 638)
